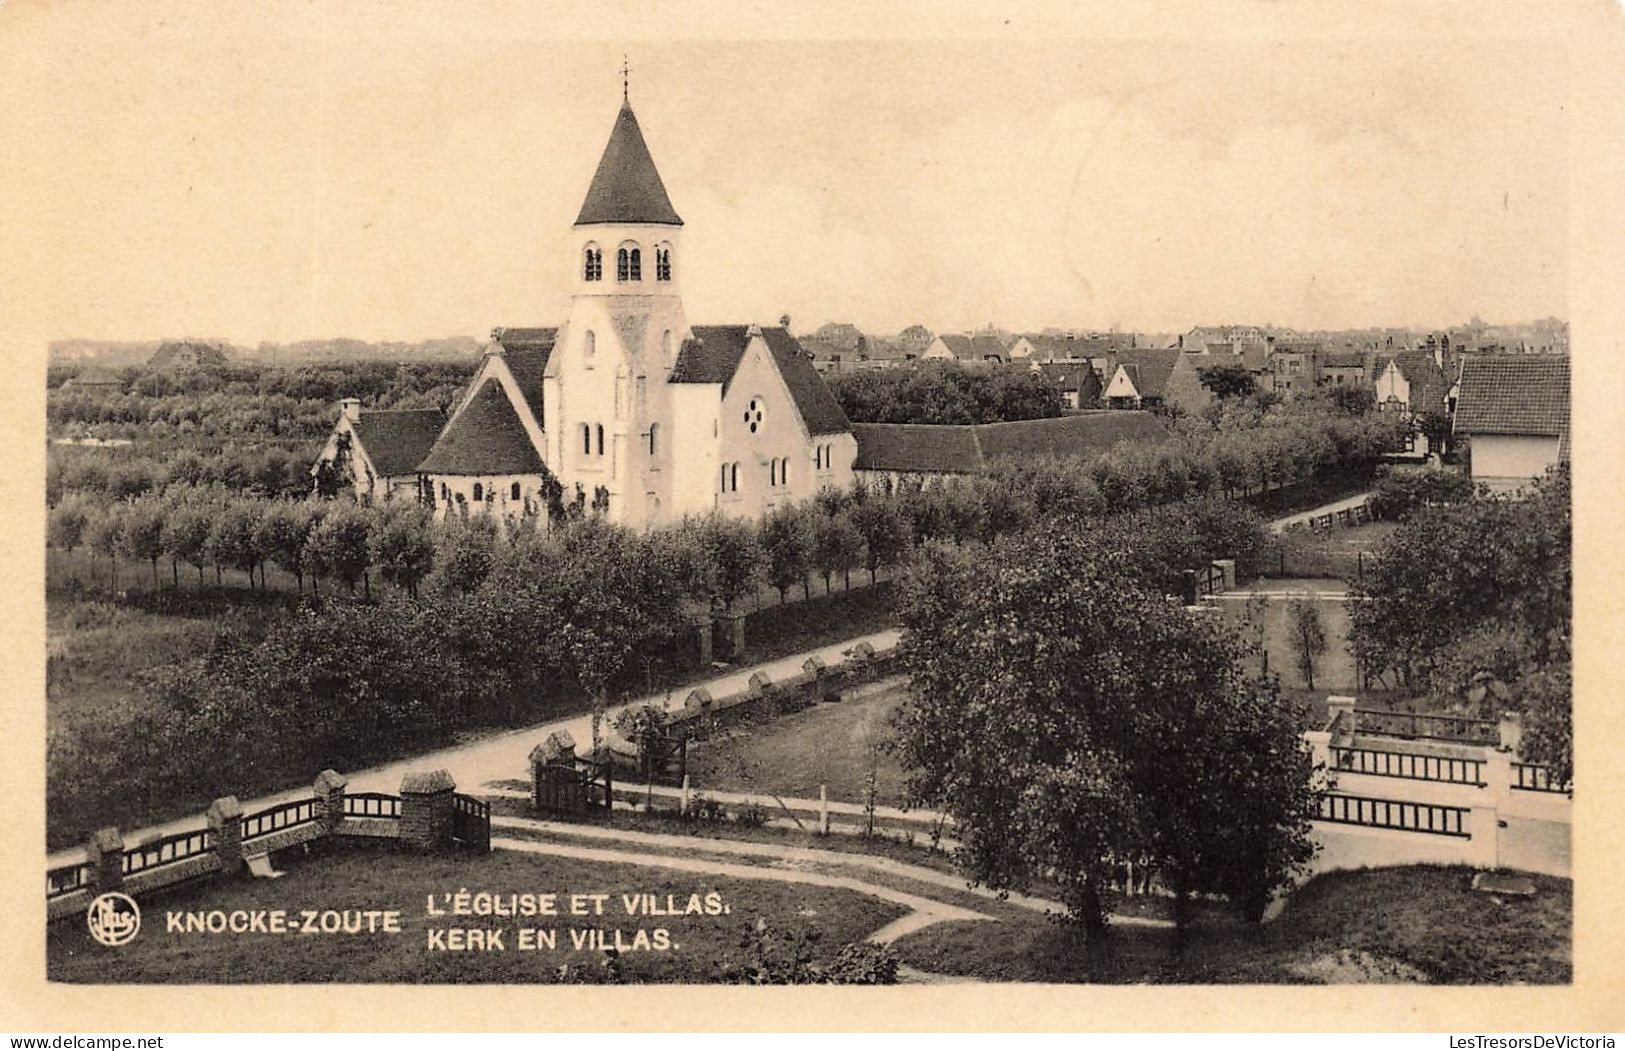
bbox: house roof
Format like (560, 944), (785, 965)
(934, 334), (975, 360)
(1112, 349), (1182, 398)
(351, 409), (446, 478)
(1453, 356), (1570, 438)
(1019, 334), (1078, 362)
(1322, 351), (1366, 369)
(149, 340), (227, 369)
(574, 101), (683, 227)
(852, 411), (1168, 473)
(1388, 350), (1450, 414)
(1037, 361), (1101, 398)
(970, 335), (1007, 360)
(416, 380), (544, 475)
(492, 327), (556, 426)
(67, 365), (125, 387)
(670, 325), (852, 436)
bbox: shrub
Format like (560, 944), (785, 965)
(1368, 465), (1474, 521)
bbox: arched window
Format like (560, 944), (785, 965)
(511, 482), (521, 501)
(440, 482), (449, 501)
(780, 458), (789, 487)
(583, 244), (602, 282)
(656, 244), (672, 282)
(595, 424), (605, 456)
(472, 482), (484, 502)
(617, 243), (642, 282)
(616, 247), (629, 282)
(720, 464), (728, 491)
(628, 247), (641, 281)
(769, 460), (778, 487)
(584, 330), (596, 362)
(648, 422), (659, 456)
(730, 462), (740, 491)
(661, 330), (673, 360)
(582, 423), (592, 455)
(814, 446), (823, 470)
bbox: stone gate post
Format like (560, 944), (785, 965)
(207, 796), (244, 874)
(400, 770), (456, 852)
(86, 827), (124, 893)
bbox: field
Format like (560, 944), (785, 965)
(891, 866), (1572, 984)
(47, 839), (905, 984)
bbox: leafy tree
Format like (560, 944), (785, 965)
(84, 504), (125, 591)
(47, 495), (90, 583)
(850, 495), (911, 585)
(304, 504), (374, 595)
(206, 502), (263, 588)
(1287, 598), (1328, 689)
(253, 501), (314, 593)
(437, 515), (499, 595)
(760, 504), (816, 602)
(811, 509), (862, 593)
(369, 504), (436, 598)
(1348, 465), (1570, 773)
(1197, 363), (1257, 399)
(893, 524), (1318, 934)
(161, 503), (214, 586)
(700, 514), (764, 616)
(119, 498), (166, 588)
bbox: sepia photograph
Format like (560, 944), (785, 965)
(3, 0), (1622, 1035)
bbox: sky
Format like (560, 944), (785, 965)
(2, 3), (1577, 345)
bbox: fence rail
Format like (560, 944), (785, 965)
(47, 862), (92, 899)
(122, 827), (215, 875)
(1512, 762), (1572, 795)
(241, 797), (320, 842)
(1331, 746), (1485, 785)
(1316, 792), (1470, 837)
(343, 792), (402, 819)
(1353, 708), (1499, 745)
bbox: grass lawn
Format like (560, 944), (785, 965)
(683, 678), (911, 808)
(47, 839), (906, 984)
(890, 866), (1571, 984)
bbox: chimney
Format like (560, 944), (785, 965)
(778, 314), (791, 331)
(746, 323), (762, 339)
(340, 397), (361, 422)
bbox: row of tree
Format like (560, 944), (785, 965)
(826, 361), (1069, 425)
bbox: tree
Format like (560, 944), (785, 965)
(851, 495), (911, 585)
(892, 524), (1318, 934)
(305, 504), (374, 595)
(438, 515), (499, 595)
(206, 502), (263, 588)
(701, 514), (763, 616)
(161, 503), (214, 586)
(84, 504), (125, 591)
(1348, 464), (1570, 774)
(369, 504), (435, 599)
(1197, 363), (1257, 399)
(760, 505), (815, 603)
(47, 496), (90, 583)
(1287, 598), (1328, 690)
(811, 509), (862, 593)
(119, 498), (166, 588)
(254, 501), (313, 593)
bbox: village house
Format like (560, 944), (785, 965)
(1452, 355), (1570, 493)
(922, 333), (1009, 366)
(850, 411), (1169, 488)
(1102, 348), (1212, 414)
(1265, 339), (1326, 397)
(317, 92), (857, 527)
(148, 339), (229, 370)
(312, 399), (447, 503)
(1034, 361), (1103, 409)
(61, 364), (126, 391)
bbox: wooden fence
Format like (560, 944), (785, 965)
(1330, 745), (1485, 786)
(1316, 791), (1470, 838)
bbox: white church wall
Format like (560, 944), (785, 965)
(668, 382), (721, 519)
(718, 334), (822, 519)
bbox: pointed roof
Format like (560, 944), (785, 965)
(351, 408), (446, 477)
(416, 380), (544, 475)
(574, 101), (682, 227)
(668, 325), (852, 436)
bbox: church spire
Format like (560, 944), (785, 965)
(573, 92), (683, 227)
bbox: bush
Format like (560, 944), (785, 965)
(1368, 465), (1474, 521)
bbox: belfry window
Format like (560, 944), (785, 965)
(656, 245), (672, 282)
(618, 245), (642, 282)
(583, 245), (602, 282)
(582, 424), (592, 455)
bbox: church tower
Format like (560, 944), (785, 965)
(543, 89), (693, 527)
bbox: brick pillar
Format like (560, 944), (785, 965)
(1497, 711), (1522, 754)
(314, 769), (348, 833)
(747, 671), (773, 698)
(400, 770), (456, 852)
(685, 688), (713, 736)
(1483, 750), (1513, 808)
(726, 615), (746, 660)
(207, 796), (244, 874)
(696, 620), (714, 668)
(86, 827), (124, 893)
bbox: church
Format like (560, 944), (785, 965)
(320, 91), (858, 529)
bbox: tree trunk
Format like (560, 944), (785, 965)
(214, 564), (222, 586)
(150, 559), (159, 589)
(171, 558), (179, 587)
(363, 572), (370, 599)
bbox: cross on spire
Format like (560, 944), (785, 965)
(620, 54), (631, 101)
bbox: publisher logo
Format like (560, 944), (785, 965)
(87, 892), (141, 947)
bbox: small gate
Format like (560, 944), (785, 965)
(451, 793), (490, 853)
(638, 731), (688, 787)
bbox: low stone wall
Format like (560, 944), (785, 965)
(46, 767), (472, 921)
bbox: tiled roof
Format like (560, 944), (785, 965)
(1453, 356), (1570, 438)
(416, 380), (544, 475)
(351, 408), (446, 478)
(669, 325), (852, 436)
(1322, 351), (1366, 369)
(148, 340), (228, 368)
(574, 101), (682, 227)
(1113, 349), (1181, 398)
(1037, 362), (1102, 400)
(1391, 350), (1449, 415)
(1019, 335), (1077, 362)
(935, 334), (976, 360)
(493, 327), (556, 427)
(852, 411), (1168, 473)
(970, 335), (1007, 361)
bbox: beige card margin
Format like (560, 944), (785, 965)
(1, 0), (1622, 1032)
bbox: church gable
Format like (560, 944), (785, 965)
(417, 379), (545, 476)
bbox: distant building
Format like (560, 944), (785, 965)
(1102, 349), (1212, 414)
(923, 334), (1008, 365)
(61, 365), (126, 391)
(148, 340), (228, 370)
(1265, 340), (1325, 396)
(311, 400), (446, 502)
(1453, 356), (1569, 493)
(894, 325), (935, 356)
(1034, 361), (1102, 409)
(850, 411), (1169, 488)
